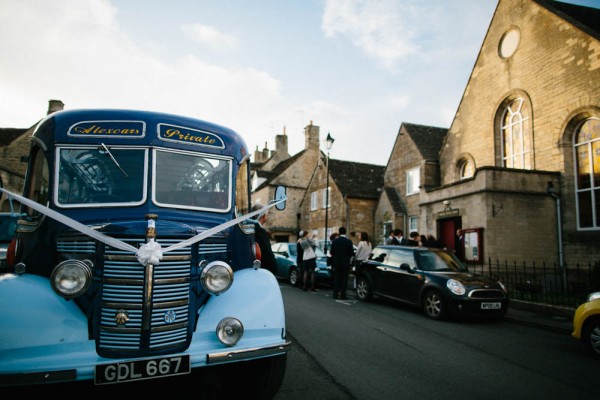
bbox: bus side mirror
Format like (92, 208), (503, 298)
(274, 186), (286, 210)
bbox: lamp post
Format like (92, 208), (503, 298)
(324, 132), (335, 254)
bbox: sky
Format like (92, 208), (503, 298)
(1, 0), (598, 165)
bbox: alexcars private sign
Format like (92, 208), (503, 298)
(68, 121), (146, 138)
(158, 123), (225, 149)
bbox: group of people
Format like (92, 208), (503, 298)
(252, 202), (453, 300)
(384, 228), (443, 248)
(296, 227), (373, 300)
(252, 202), (361, 299)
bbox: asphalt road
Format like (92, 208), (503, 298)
(275, 283), (599, 400)
(3, 282), (594, 400)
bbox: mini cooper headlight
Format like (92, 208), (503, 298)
(50, 259), (93, 299)
(446, 278), (466, 295)
(216, 317), (244, 347)
(200, 261), (233, 295)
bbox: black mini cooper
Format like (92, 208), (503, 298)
(355, 245), (508, 320)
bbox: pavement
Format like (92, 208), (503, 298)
(343, 282), (575, 335)
(504, 299), (574, 335)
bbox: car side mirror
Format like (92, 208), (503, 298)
(282, 251), (289, 257)
(400, 263), (415, 273)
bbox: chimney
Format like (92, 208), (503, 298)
(304, 120), (320, 150)
(47, 99), (64, 115)
(253, 145), (263, 163)
(274, 126), (289, 158)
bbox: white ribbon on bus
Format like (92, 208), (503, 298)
(0, 187), (285, 267)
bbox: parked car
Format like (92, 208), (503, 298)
(355, 245), (509, 320)
(572, 291), (600, 357)
(271, 242), (332, 287)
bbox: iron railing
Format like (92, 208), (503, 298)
(469, 259), (600, 309)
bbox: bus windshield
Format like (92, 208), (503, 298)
(56, 146), (232, 212)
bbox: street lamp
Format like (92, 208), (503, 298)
(324, 132), (335, 254)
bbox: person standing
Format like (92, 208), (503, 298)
(330, 226), (354, 300)
(455, 229), (465, 261)
(353, 231), (372, 287)
(354, 231), (372, 269)
(407, 231), (420, 246)
(384, 230), (398, 245)
(296, 230), (305, 288)
(251, 203), (276, 274)
(394, 229), (407, 245)
(300, 231), (317, 291)
(426, 234), (443, 248)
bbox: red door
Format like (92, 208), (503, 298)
(438, 218), (460, 252)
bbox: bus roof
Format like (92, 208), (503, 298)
(33, 109), (249, 161)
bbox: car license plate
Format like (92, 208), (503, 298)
(481, 302), (501, 310)
(95, 355), (190, 385)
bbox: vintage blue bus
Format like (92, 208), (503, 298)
(0, 109), (289, 397)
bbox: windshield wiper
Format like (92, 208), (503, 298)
(99, 143), (128, 177)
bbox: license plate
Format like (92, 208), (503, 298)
(95, 355), (190, 385)
(481, 302), (501, 310)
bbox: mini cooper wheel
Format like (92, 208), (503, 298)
(423, 289), (446, 320)
(582, 316), (600, 357)
(356, 275), (372, 301)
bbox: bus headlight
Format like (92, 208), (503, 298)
(50, 259), (93, 299)
(216, 317), (244, 347)
(200, 261), (233, 295)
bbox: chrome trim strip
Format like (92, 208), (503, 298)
(206, 341), (291, 364)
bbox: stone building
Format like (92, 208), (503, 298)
(251, 123), (385, 246)
(251, 122), (322, 242)
(376, 0), (600, 267)
(299, 156), (384, 248)
(375, 123), (447, 246)
(0, 100), (64, 211)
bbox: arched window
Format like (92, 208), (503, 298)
(574, 117), (600, 229)
(500, 97), (532, 169)
(457, 157), (475, 180)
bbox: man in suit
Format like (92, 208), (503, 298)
(252, 203), (277, 274)
(384, 230), (397, 245)
(330, 226), (354, 300)
(394, 229), (406, 245)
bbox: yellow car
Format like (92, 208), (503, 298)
(572, 291), (600, 357)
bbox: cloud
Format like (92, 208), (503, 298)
(0, 0), (284, 136)
(321, 0), (493, 73)
(182, 23), (238, 50)
(322, 0), (420, 69)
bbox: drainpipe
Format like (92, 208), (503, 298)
(547, 181), (566, 292)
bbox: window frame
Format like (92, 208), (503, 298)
(321, 186), (331, 209)
(406, 166), (420, 195)
(573, 117), (600, 230)
(310, 191), (317, 211)
(500, 97), (532, 169)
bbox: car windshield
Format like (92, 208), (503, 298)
(415, 250), (468, 272)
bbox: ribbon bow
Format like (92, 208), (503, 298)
(136, 239), (163, 266)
